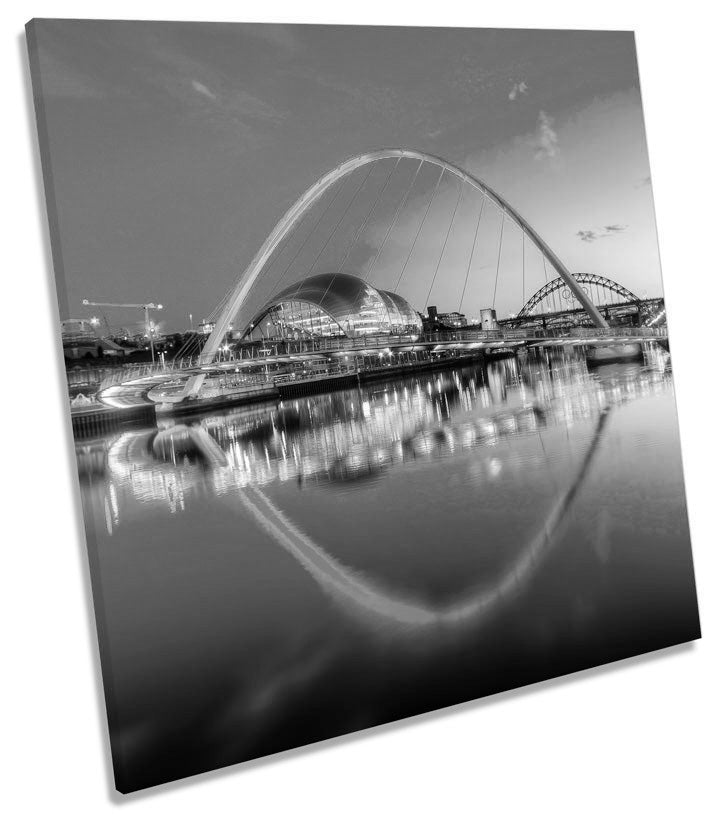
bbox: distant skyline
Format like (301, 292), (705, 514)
(30, 21), (661, 332)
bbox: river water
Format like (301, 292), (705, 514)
(75, 346), (699, 792)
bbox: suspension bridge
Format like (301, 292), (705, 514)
(76, 148), (667, 413)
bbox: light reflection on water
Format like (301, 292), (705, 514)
(75, 346), (699, 792)
(80, 347), (670, 512)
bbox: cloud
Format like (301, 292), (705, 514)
(191, 79), (217, 101)
(576, 224), (628, 242)
(425, 126), (447, 139)
(508, 80), (529, 101)
(186, 77), (285, 127)
(577, 230), (598, 243)
(534, 111), (558, 159)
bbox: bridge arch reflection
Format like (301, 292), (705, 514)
(233, 406), (608, 630)
(76, 352), (671, 632)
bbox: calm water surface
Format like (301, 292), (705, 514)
(76, 347), (699, 792)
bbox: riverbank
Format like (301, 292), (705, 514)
(71, 347), (518, 435)
(71, 402), (157, 438)
(161, 348), (519, 416)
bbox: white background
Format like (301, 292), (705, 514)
(2, 2), (718, 816)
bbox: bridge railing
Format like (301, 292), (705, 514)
(89, 325), (668, 392)
(96, 360), (193, 392)
(565, 327), (667, 339)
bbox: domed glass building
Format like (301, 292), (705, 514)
(242, 273), (422, 340)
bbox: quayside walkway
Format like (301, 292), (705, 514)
(70, 325), (667, 416)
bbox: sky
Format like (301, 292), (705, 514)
(28, 20), (662, 332)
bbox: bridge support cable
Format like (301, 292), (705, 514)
(267, 173), (352, 304)
(394, 167), (444, 293)
(364, 158), (424, 285)
(492, 212), (506, 309)
(327, 162), (377, 274)
(424, 179), (464, 311)
(459, 193), (486, 314)
(522, 230), (526, 307)
(544, 256), (557, 314)
(340, 158), (408, 318)
(314, 162), (381, 305)
(214, 196), (314, 323)
(303, 165), (384, 288)
(205, 282), (235, 324)
(337, 158), (400, 282)
(537, 254), (547, 316)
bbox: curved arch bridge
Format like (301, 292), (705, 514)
(198, 146), (612, 368)
(84, 148), (668, 409)
(502, 273), (665, 330)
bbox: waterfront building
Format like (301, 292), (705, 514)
(479, 308), (499, 330)
(242, 273), (422, 341)
(437, 311), (467, 328)
(424, 305), (467, 330)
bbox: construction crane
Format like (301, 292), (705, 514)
(82, 299), (164, 362)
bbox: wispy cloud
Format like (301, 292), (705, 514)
(425, 126), (446, 140)
(534, 111), (558, 159)
(191, 79), (217, 101)
(508, 80), (529, 101)
(576, 224), (629, 242)
(577, 230), (598, 242)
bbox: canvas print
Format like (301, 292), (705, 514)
(27, 19), (700, 792)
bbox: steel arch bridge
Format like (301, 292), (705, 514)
(518, 273), (641, 318)
(199, 148), (609, 365)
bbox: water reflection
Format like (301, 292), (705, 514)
(228, 405), (611, 630)
(77, 348), (672, 522)
(76, 349), (675, 632)
(75, 344), (698, 792)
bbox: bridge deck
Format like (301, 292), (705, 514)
(74, 325), (667, 413)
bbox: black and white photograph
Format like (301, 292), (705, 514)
(25, 16), (702, 795)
